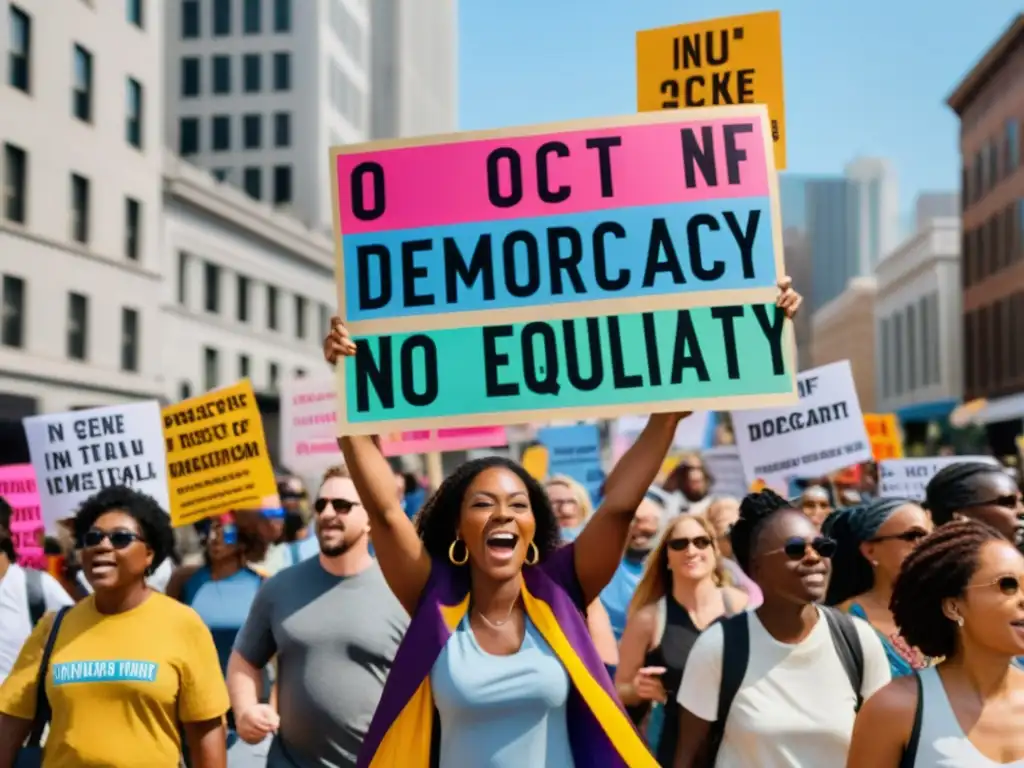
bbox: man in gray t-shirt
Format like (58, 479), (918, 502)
(228, 466), (409, 768)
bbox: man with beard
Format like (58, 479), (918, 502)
(599, 493), (664, 640)
(226, 466), (408, 768)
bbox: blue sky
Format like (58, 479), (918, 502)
(459, 2), (1021, 210)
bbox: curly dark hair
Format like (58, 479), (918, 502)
(730, 488), (794, 574)
(891, 520), (1005, 659)
(925, 461), (1009, 525)
(73, 485), (175, 575)
(414, 456), (562, 563)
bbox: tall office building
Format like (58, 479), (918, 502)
(845, 156), (900, 275)
(164, 0), (370, 231)
(778, 173), (809, 231)
(370, 0), (457, 139)
(0, 0), (165, 437)
(914, 191), (959, 231)
(806, 177), (859, 313)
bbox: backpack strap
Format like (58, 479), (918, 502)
(26, 606), (71, 747)
(706, 613), (749, 764)
(25, 567), (46, 627)
(823, 607), (865, 711)
(899, 672), (924, 768)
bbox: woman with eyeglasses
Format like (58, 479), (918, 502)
(823, 499), (934, 677)
(926, 461), (1024, 547)
(616, 514), (747, 766)
(847, 520), (1024, 766)
(0, 486), (229, 768)
(673, 489), (891, 768)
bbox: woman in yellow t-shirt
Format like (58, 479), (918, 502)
(0, 485), (230, 768)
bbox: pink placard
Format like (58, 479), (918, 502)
(0, 463), (44, 568)
(379, 427), (508, 457)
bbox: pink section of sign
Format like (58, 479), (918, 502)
(380, 427), (508, 457)
(0, 463), (44, 568)
(337, 117), (769, 234)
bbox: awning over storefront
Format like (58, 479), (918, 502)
(967, 392), (1024, 426)
(896, 399), (958, 423)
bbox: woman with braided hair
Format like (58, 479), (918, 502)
(674, 489), (890, 768)
(925, 460), (1023, 546)
(848, 521), (1024, 766)
(823, 499), (933, 676)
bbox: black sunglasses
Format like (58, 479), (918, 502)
(668, 535), (713, 552)
(967, 574), (1023, 597)
(869, 528), (929, 544)
(81, 528), (145, 550)
(968, 494), (1023, 510)
(314, 497), (360, 514)
(764, 535), (837, 561)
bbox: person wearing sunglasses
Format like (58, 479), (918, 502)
(925, 461), (1024, 549)
(616, 514), (748, 766)
(0, 486), (229, 767)
(706, 496), (763, 609)
(848, 520), (1024, 766)
(227, 465), (408, 768)
(823, 499), (934, 677)
(674, 489), (891, 768)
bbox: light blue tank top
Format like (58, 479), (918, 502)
(182, 566), (264, 674)
(430, 614), (575, 768)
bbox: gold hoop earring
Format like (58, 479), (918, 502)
(448, 537), (469, 566)
(525, 540), (539, 566)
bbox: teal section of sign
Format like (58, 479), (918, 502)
(52, 659), (159, 685)
(344, 304), (792, 423)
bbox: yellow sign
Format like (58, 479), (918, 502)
(521, 445), (549, 481)
(636, 11), (787, 170)
(162, 379), (277, 526)
(863, 413), (904, 462)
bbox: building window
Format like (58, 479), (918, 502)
(204, 262), (220, 313)
(212, 168), (229, 182)
(243, 114), (262, 149)
(125, 197), (141, 261)
(267, 285), (278, 330)
(126, 77), (143, 148)
(294, 295), (306, 339)
(72, 45), (93, 122)
(1009, 119), (1022, 176)
(69, 173), (89, 244)
(180, 381), (192, 400)
(236, 275), (250, 322)
(203, 347), (219, 391)
(212, 115), (230, 151)
(181, 0), (200, 37)
(212, 55), (231, 94)
(273, 52), (290, 91)
(3, 143), (27, 224)
(244, 0), (261, 33)
(930, 292), (941, 385)
(239, 354), (250, 379)
(1, 275), (25, 348)
(181, 57), (200, 97)
(121, 307), (139, 372)
(212, 0), (231, 36)
(8, 6), (31, 93)
(243, 167), (261, 200)
(274, 0), (291, 32)
(273, 165), (292, 204)
(180, 117), (199, 155)
(906, 305), (917, 391)
(893, 312), (903, 396)
(919, 296), (930, 387)
(127, 0), (144, 28)
(989, 140), (1000, 188)
(177, 251), (189, 305)
(67, 292), (89, 361)
(273, 112), (290, 147)
(879, 318), (889, 399)
(965, 311), (976, 396)
(319, 303), (330, 338)
(243, 54), (261, 92)
(268, 361), (279, 390)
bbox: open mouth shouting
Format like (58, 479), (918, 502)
(485, 530), (519, 563)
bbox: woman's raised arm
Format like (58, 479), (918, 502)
(325, 318), (431, 614)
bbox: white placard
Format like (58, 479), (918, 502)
(879, 455), (1001, 501)
(702, 446), (748, 499)
(279, 374), (343, 474)
(730, 361), (872, 488)
(23, 401), (170, 530)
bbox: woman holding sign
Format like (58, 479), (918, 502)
(322, 279), (801, 768)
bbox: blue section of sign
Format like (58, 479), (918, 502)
(52, 660), (159, 685)
(538, 425), (605, 505)
(343, 198), (774, 320)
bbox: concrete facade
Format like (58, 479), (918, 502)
(810, 276), (878, 412)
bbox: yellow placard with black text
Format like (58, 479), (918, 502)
(161, 379), (277, 526)
(863, 413), (904, 462)
(636, 11), (787, 170)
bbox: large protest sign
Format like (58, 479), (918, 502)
(879, 456), (1000, 501)
(281, 374), (508, 471)
(23, 402), (170, 528)
(636, 11), (787, 170)
(330, 106), (796, 434)
(538, 425), (604, 503)
(730, 361), (872, 489)
(162, 379), (277, 526)
(0, 464), (43, 568)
